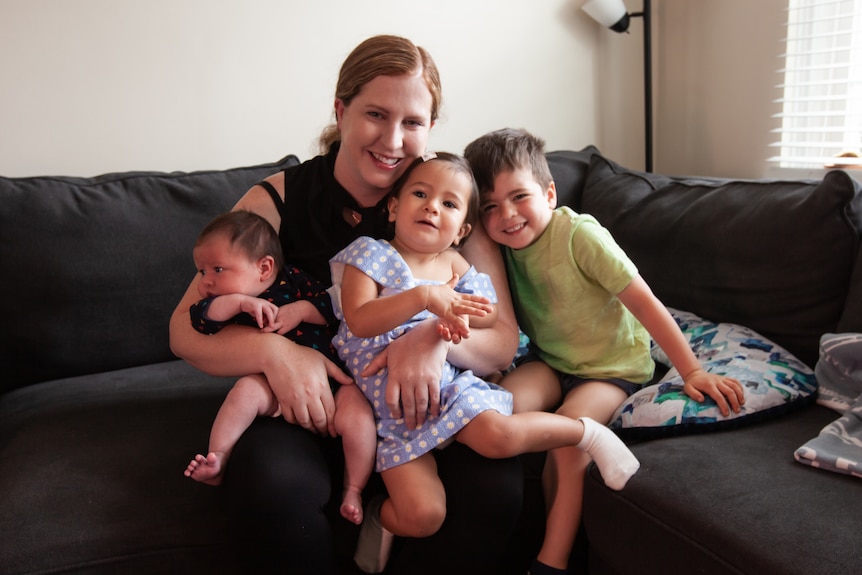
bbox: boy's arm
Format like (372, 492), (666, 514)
(617, 274), (745, 416)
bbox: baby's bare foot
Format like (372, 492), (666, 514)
(184, 452), (224, 486)
(340, 487), (364, 524)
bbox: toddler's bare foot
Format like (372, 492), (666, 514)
(340, 486), (364, 524)
(184, 452), (224, 486)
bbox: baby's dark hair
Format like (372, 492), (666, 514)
(464, 128), (553, 195)
(195, 211), (284, 270)
(390, 151), (480, 236)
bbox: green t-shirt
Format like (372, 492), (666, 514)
(505, 206), (654, 383)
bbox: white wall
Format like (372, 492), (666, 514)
(594, 0), (788, 178)
(0, 0), (604, 177)
(0, 0), (793, 179)
(654, 0), (787, 178)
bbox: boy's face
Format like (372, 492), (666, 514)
(193, 234), (269, 299)
(480, 167), (556, 250)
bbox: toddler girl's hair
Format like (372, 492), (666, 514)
(390, 151), (480, 236)
(195, 211), (285, 270)
(464, 127), (553, 196)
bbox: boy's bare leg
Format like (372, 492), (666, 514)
(334, 383), (377, 524)
(537, 382), (629, 571)
(184, 373), (279, 485)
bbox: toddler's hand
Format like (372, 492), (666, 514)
(425, 275), (492, 330)
(437, 315), (470, 344)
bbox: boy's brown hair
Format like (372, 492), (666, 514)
(464, 127), (553, 195)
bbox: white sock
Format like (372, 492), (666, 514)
(354, 496), (394, 573)
(577, 416), (640, 490)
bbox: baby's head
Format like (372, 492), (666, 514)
(387, 151), (479, 248)
(193, 211), (284, 298)
(464, 128), (557, 250)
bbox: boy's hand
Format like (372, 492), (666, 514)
(681, 368), (745, 417)
(238, 297), (280, 329)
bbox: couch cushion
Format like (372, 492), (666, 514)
(0, 156), (299, 392)
(0, 361), (238, 573)
(609, 308), (817, 440)
(546, 146), (600, 210)
(585, 404), (862, 575)
(581, 154), (862, 368)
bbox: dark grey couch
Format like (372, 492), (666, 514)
(1, 148), (860, 575)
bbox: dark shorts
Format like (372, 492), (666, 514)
(516, 350), (641, 397)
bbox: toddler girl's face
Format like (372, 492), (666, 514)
(192, 234), (267, 299)
(388, 160), (474, 253)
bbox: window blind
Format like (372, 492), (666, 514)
(771, 0), (862, 169)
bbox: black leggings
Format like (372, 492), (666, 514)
(224, 416), (525, 575)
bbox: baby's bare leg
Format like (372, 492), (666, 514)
(334, 383), (376, 524)
(184, 373), (279, 485)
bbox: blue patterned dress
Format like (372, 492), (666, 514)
(329, 237), (513, 471)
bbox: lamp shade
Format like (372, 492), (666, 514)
(583, 0), (630, 32)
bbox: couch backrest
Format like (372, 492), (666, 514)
(573, 154), (862, 368)
(0, 156), (299, 392)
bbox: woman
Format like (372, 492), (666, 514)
(169, 35), (523, 575)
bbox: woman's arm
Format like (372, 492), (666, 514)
(446, 224), (519, 372)
(169, 178), (351, 435)
(617, 275), (745, 416)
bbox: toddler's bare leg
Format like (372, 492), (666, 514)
(456, 410), (639, 490)
(184, 373), (279, 485)
(355, 455), (445, 573)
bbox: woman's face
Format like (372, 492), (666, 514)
(334, 71), (434, 205)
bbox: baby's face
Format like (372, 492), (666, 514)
(192, 234), (264, 299)
(479, 167), (556, 250)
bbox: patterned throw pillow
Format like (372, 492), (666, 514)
(609, 308), (818, 440)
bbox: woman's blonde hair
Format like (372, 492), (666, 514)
(318, 35), (442, 153)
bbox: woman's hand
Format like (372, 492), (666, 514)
(263, 336), (354, 436)
(361, 319), (449, 430)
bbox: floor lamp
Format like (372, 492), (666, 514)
(582, 0), (653, 172)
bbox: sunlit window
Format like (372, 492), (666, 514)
(771, 0), (862, 169)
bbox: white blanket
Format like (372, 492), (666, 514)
(794, 333), (862, 479)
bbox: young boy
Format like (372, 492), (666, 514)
(183, 210), (376, 525)
(464, 128), (745, 575)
